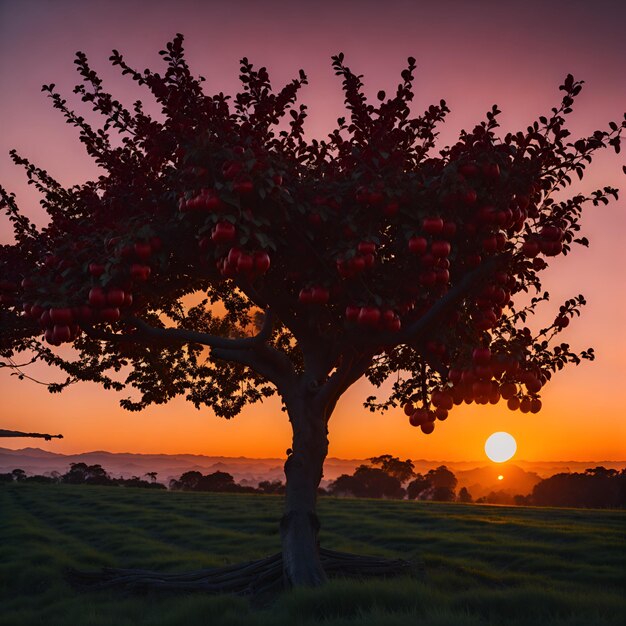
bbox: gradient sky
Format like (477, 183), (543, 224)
(0, 0), (624, 462)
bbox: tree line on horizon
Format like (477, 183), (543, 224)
(1, 456), (624, 509)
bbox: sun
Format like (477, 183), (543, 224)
(485, 432), (517, 463)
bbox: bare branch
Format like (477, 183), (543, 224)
(0, 429), (63, 440)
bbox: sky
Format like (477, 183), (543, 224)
(0, 0), (625, 462)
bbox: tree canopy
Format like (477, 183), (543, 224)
(1, 34), (622, 437)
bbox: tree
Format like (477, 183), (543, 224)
(328, 464), (405, 499)
(405, 465), (458, 501)
(368, 454), (416, 483)
(0, 34), (623, 591)
(62, 462), (112, 485)
(144, 471), (158, 483)
(530, 468), (624, 508)
(258, 479), (286, 494)
(458, 487), (473, 503)
(426, 465), (458, 502)
(406, 474), (431, 500)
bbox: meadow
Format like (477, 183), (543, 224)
(0, 483), (624, 626)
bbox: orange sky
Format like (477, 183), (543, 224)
(1, 0), (625, 462)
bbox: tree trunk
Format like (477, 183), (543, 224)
(281, 388), (329, 588)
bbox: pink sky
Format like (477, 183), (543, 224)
(0, 0), (624, 461)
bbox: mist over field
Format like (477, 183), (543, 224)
(3, 447), (624, 499)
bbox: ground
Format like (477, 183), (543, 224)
(0, 483), (624, 625)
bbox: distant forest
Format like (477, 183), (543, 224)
(2, 455), (624, 509)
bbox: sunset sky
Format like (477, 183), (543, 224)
(1, 0), (624, 462)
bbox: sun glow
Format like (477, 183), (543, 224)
(498, 475), (504, 480)
(485, 432), (517, 463)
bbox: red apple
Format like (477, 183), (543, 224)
(53, 324), (71, 343)
(99, 307), (121, 323)
(234, 179), (254, 195)
(420, 421), (435, 434)
(345, 305), (361, 322)
(357, 306), (381, 327)
(431, 240), (451, 257)
(299, 288), (313, 304)
(134, 242), (152, 260)
(89, 263), (105, 277)
(473, 348), (492, 366)
(310, 287), (330, 304)
(357, 241), (376, 255)
(254, 251), (271, 274)
(106, 289), (125, 307)
(211, 221), (237, 244)
(49, 308), (73, 325)
(522, 240), (540, 258)
(409, 236), (427, 255)
(237, 253), (254, 273)
(89, 287), (106, 308)
(422, 217), (444, 235)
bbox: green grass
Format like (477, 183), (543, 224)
(0, 484), (624, 626)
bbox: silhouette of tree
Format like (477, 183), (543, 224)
(1, 34), (622, 590)
(368, 455), (416, 483)
(258, 480), (286, 494)
(11, 468), (26, 482)
(406, 474), (431, 500)
(530, 467), (624, 508)
(458, 486), (473, 503)
(145, 471), (158, 483)
(329, 465), (405, 499)
(62, 462), (111, 485)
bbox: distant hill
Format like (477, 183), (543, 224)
(1, 447), (624, 493)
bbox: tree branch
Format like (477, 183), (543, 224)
(0, 429), (63, 441)
(210, 344), (297, 393)
(82, 309), (274, 348)
(401, 257), (500, 341)
(348, 257), (501, 349)
(317, 352), (373, 417)
(127, 309), (275, 349)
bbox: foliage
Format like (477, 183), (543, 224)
(368, 454), (416, 483)
(457, 486), (473, 503)
(530, 467), (625, 508)
(0, 34), (623, 437)
(328, 465), (406, 499)
(406, 465), (458, 501)
(169, 469), (256, 493)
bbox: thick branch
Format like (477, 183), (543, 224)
(128, 308), (275, 349)
(83, 309), (274, 348)
(317, 352), (373, 416)
(380, 257), (501, 346)
(0, 429), (63, 440)
(211, 344), (297, 392)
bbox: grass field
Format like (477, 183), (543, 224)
(0, 483), (624, 626)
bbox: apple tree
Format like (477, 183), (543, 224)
(0, 34), (623, 591)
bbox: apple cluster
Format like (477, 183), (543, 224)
(403, 345), (545, 434)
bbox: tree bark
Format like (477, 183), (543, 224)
(281, 385), (329, 587)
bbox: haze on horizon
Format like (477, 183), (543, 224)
(0, 0), (625, 462)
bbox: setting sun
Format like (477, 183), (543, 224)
(485, 432), (517, 463)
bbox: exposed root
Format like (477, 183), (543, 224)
(65, 548), (418, 596)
